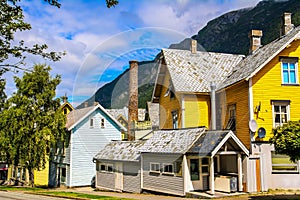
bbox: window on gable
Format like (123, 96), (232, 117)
(172, 110), (178, 129)
(90, 117), (94, 128)
(100, 118), (105, 128)
(281, 57), (298, 84)
(225, 104), (236, 131)
(272, 100), (290, 128)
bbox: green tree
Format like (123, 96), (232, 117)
(0, 64), (66, 186)
(270, 120), (300, 163)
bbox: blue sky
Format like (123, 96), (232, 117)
(6, 0), (261, 106)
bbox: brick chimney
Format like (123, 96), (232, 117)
(281, 12), (294, 36)
(249, 30), (263, 54)
(128, 60), (138, 141)
(191, 39), (197, 54)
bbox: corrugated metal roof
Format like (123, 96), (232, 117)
(220, 26), (300, 89)
(162, 49), (244, 93)
(94, 140), (146, 162)
(187, 130), (229, 156)
(139, 127), (206, 154)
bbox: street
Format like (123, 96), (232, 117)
(0, 190), (72, 200)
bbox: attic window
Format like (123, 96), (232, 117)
(100, 118), (105, 128)
(225, 104), (236, 131)
(90, 117), (94, 128)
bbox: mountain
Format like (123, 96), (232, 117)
(171, 0), (300, 55)
(79, 0), (300, 109)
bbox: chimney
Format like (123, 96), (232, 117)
(249, 30), (263, 54)
(191, 39), (197, 54)
(84, 102), (88, 108)
(281, 12), (294, 36)
(128, 60), (138, 141)
(210, 82), (216, 130)
(62, 95), (68, 103)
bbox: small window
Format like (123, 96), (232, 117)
(190, 159), (199, 180)
(99, 163), (113, 173)
(271, 151), (298, 173)
(100, 118), (105, 128)
(61, 167), (66, 183)
(225, 104), (236, 131)
(281, 57), (298, 84)
(174, 161), (182, 177)
(150, 163), (160, 173)
(63, 108), (67, 115)
(163, 163), (174, 174)
(172, 110), (178, 129)
(107, 164), (113, 172)
(100, 164), (106, 171)
(272, 100), (290, 127)
(90, 117), (94, 128)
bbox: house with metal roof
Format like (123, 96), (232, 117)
(49, 103), (126, 187)
(217, 13), (300, 192)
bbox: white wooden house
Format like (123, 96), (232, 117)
(50, 104), (126, 187)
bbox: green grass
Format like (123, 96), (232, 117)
(0, 186), (44, 192)
(36, 191), (134, 199)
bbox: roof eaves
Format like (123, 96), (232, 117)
(67, 107), (96, 131)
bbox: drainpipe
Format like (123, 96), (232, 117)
(210, 82), (216, 130)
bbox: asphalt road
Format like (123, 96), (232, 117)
(0, 190), (72, 200)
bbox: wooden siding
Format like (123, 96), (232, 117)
(223, 81), (250, 148)
(252, 39), (300, 141)
(34, 159), (49, 186)
(97, 171), (115, 190)
(184, 94), (210, 128)
(142, 153), (184, 196)
(123, 162), (141, 193)
(69, 110), (121, 187)
(159, 71), (182, 129)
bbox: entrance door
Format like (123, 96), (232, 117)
(256, 159), (261, 192)
(115, 163), (123, 191)
(190, 159), (201, 190)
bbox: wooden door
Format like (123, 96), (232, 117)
(256, 159), (261, 192)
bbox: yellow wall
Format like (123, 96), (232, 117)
(34, 159), (49, 186)
(184, 94), (210, 128)
(222, 81), (250, 148)
(159, 71), (182, 129)
(252, 39), (300, 141)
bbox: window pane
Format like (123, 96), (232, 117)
(282, 62), (288, 69)
(283, 71), (289, 83)
(281, 106), (286, 113)
(290, 71), (296, 83)
(290, 63), (295, 69)
(281, 114), (287, 123)
(190, 159), (199, 180)
(275, 114), (280, 123)
(100, 164), (106, 171)
(274, 106), (280, 112)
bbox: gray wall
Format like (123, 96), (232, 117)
(96, 171), (115, 190)
(142, 153), (184, 196)
(123, 162), (141, 193)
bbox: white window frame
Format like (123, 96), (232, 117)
(271, 101), (290, 128)
(281, 57), (299, 85)
(162, 163), (174, 174)
(100, 118), (105, 128)
(89, 117), (94, 128)
(271, 151), (299, 173)
(150, 162), (160, 173)
(99, 163), (113, 173)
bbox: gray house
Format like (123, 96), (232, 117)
(94, 127), (249, 196)
(93, 140), (145, 193)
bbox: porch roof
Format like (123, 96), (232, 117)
(187, 130), (249, 157)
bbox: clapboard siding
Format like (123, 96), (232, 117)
(142, 153), (184, 196)
(97, 171), (115, 190)
(123, 162), (141, 193)
(68, 109), (122, 187)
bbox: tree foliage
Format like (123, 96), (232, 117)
(0, 64), (67, 186)
(270, 120), (300, 163)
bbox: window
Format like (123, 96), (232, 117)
(272, 100), (290, 127)
(99, 163), (113, 173)
(63, 108), (67, 115)
(271, 151), (298, 173)
(201, 158), (209, 174)
(150, 163), (160, 173)
(190, 159), (199, 180)
(90, 117), (94, 128)
(100, 118), (105, 128)
(162, 163), (174, 174)
(172, 110), (178, 129)
(61, 167), (66, 183)
(225, 104), (236, 131)
(281, 57), (298, 84)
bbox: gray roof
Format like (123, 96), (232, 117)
(94, 140), (146, 162)
(220, 26), (300, 89)
(139, 127), (206, 154)
(107, 107), (146, 122)
(66, 106), (95, 129)
(162, 49), (244, 93)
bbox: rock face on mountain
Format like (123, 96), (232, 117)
(80, 0), (300, 109)
(171, 0), (300, 55)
